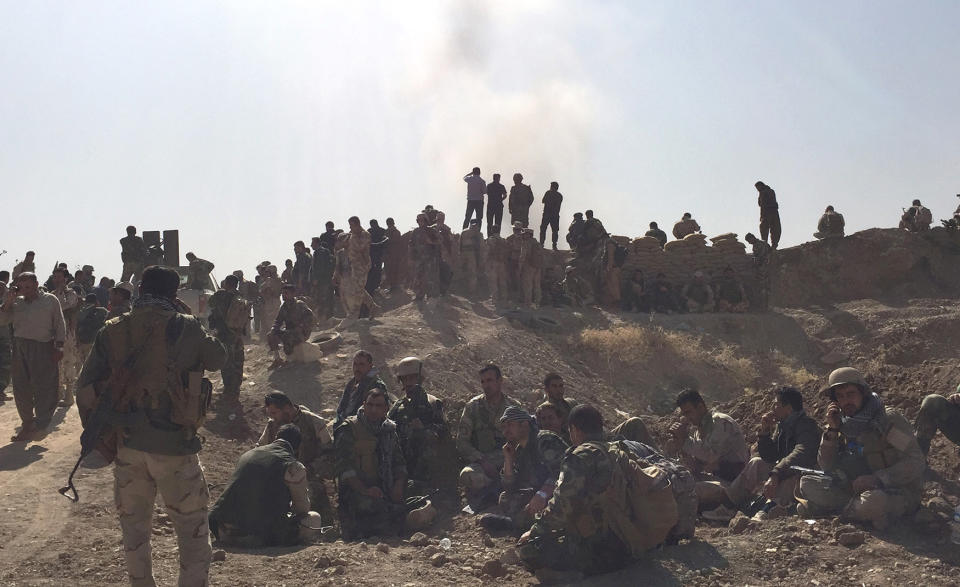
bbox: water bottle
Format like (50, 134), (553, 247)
(951, 505), (960, 545)
(439, 538), (451, 550)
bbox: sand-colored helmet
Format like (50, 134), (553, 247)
(396, 356), (423, 378)
(819, 367), (869, 399)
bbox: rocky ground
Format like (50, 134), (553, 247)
(1, 230), (960, 586)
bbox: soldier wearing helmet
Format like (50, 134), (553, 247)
(797, 367), (925, 529)
(387, 357), (452, 492)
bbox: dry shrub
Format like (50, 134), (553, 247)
(580, 326), (758, 387)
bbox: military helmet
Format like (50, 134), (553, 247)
(819, 367), (869, 399)
(396, 356), (423, 378)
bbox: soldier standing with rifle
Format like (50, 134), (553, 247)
(73, 265), (226, 586)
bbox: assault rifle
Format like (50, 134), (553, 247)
(59, 322), (155, 502)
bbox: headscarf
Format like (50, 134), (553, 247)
(840, 392), (886, 439)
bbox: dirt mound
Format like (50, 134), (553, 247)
(772, 228), (960, 307)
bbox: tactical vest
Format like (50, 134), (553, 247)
(346, 417), (380, 487)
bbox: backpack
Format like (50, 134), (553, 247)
(917, 206), (932, 225)
(165, 315), (213, 432)
(224, 296), (250, 334)
(601, 442), (679, 557)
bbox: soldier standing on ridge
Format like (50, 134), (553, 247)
(508, 173), (534, 228)
(755, 181), (781, 249)
(463, 167), (486, 230)
(119, 226), (148, 283)
(539, 181), (563, 250)
(485, 174), (508, 236)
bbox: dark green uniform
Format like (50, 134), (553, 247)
(209, 439), (304, 546)
(310, 244), (335, 320)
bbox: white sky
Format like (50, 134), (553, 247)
(2, 1), (958, 278)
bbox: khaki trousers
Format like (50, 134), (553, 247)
(114, 445), (212, 587)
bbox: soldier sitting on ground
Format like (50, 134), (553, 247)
(457, 363), (520, 507)
(210, 424), (321, 547)
(387, 356), (454, 492)
(650, 272), (681, 314)
(258, 391), (334, 518)
(682, 271), (715, 313)
(668, 389), (749, 511)
(334, 389), (409, 539)
(914, 385), (960, 455)
(814, 205), (845, 239)
(335, 349), (389, 426)
(713, 266), (749, 313)
(621, 269), (649, 313)
(798, 368), (925, 529)
(479, 406), (568, 532)
(700, 387), (820, 519)
(517, 404), (678, 582)
(558, 265), (593, 307)
(266, 284), (315, 369)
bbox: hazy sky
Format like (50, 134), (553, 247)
(2, 1), (958, 279)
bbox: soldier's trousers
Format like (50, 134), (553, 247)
(438, 261), (453, 295)
(11, 338), (59, 427)
(383, 254), (406, 291)
(539, 215), (559, 246)
(311, 282), (335, 320)
(413, 259), (439, 300)
(723, 456), (797, 507)
(759, 210), (782, 248)
(520, 268), (539, 306)
(487, 205), (503, 236)
(463, 200), (484, 230)
(217, 332), (244, 396)
(500, 488), (536, 530)
(603, 267), (622, 307)
(488, 263), (508, 302)
(798, 474), (916, 526)
(114, 445), (211, 587)
(0, 332), (11, 393)
(260, 299), (281, 338)
(58, 333), (78, 404)
(341, 275), (377, 318)
(365, 265), (383, 295)
(915, 394), (960, 453)
(461, 253), (479, 295)
(121, 261), (145, 284)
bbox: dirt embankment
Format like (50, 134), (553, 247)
(2, 229), (960, 585)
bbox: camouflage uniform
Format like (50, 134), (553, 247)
(750, 240), (772, 310)
(107, 299), (132, 320)
(508, 182), (534, 227)
(409, 225), (440, 300)
(608, 417), (656, 448)
(268, 298), (314, 355)
(674, 411), (750, 483)
(457, 393), (520, 491)
(914, 393), (960, 454)
(500, 429), (568, 529)
(76, 298), (226, 587)
(485, 234), (509, 302)
(387, 385), (454, 490)
(458, 225), (484, 296)
(334, 409), (408, 538)
(259, 406), (334, 515)
(186, 257), (215, 290)
(519, 231), (543, 306)
(53, 286), (80, 405)
(436, 222), (457, 295)
(338, 230), (378, 318)
(505, 229), (523, 300)
(207, 289), (246, 398)
(518, 438), (630, 574)
(799, 406), (925, 527)
(258, 276), (282, 338)
(120, 234), (148, 283)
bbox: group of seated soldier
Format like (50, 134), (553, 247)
(619, 266), (750, 315)
(206, 356), (958, 580)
